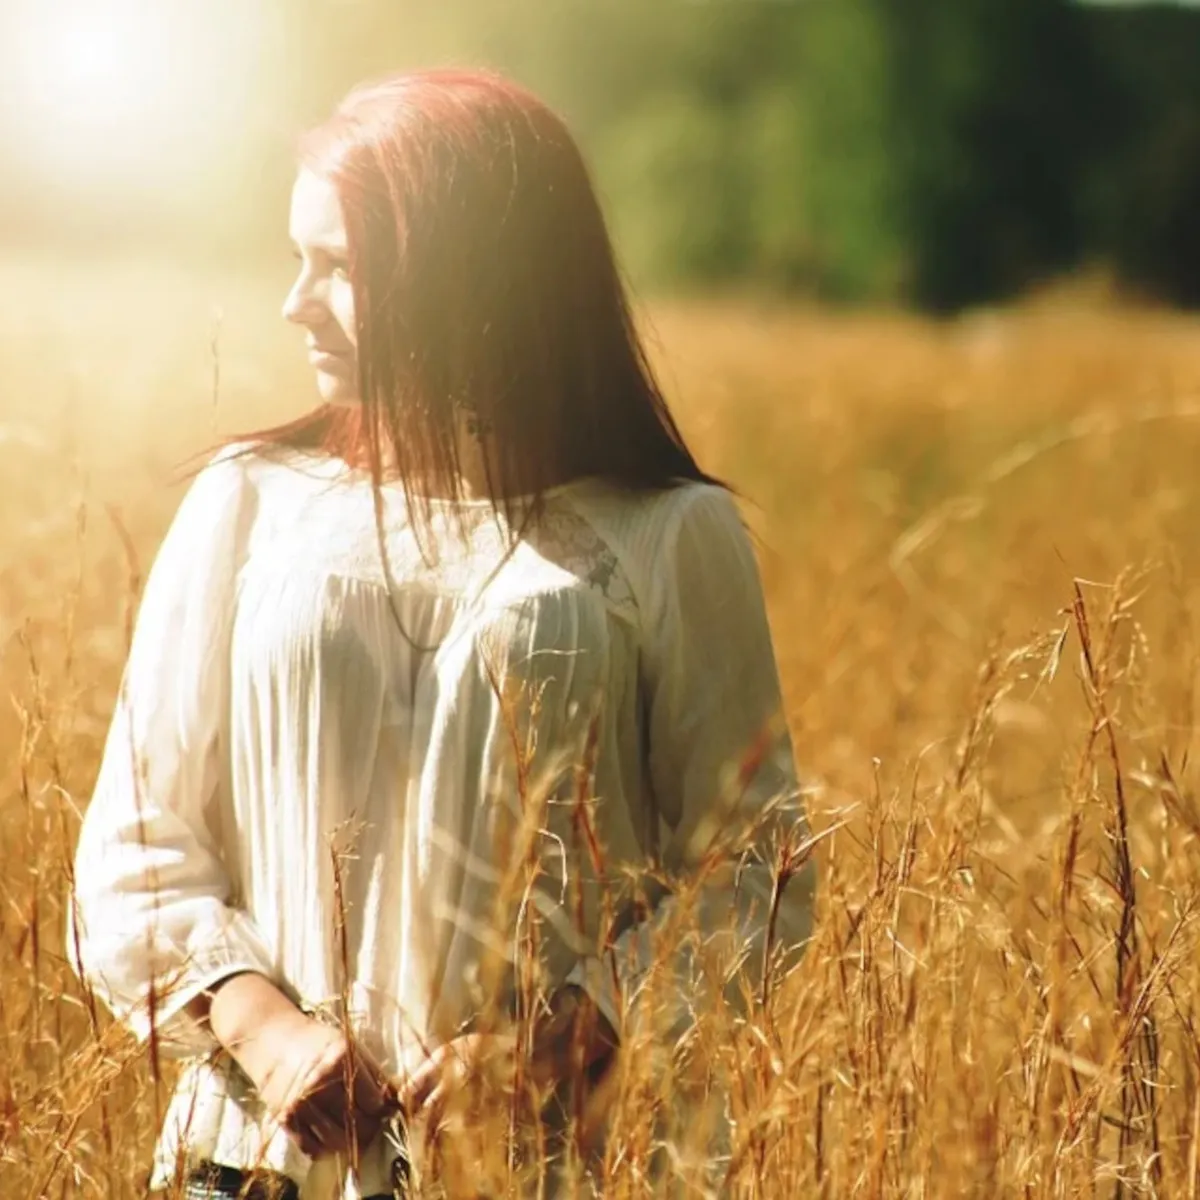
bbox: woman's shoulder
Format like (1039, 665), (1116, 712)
(561, 479), (741, 620)
(201, 439), (272, 480)
(572, 477), (738, 551)
(169, 441), (274, 542)
(188, 439), (307, 506)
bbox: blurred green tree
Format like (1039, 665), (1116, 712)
(881, 0), (1117, 309)
(1090, 4), (1200, 306)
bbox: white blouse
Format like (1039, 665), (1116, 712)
(70, 444), (814, 1198)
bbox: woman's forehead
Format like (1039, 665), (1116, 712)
(289, 169), (348, 251)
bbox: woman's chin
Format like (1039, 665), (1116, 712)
(316, 373), (361, 407)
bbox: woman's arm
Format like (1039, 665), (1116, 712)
(71, 449), (408, 1159)
(570, 485), (817, 1038)
(69, 448), (278, 1056)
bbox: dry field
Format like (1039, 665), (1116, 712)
(5, 257), (1200, 1196)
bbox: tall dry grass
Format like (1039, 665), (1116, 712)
(5, 258), (1200, 1196)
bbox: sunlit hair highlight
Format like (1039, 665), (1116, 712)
(239, 68), (720, 537)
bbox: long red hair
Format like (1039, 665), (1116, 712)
(239, 69), (719, 530)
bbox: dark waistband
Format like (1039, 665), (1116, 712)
(186, 1160), (398, 1199)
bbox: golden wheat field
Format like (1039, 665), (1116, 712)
(6, 256), (1200, 1197)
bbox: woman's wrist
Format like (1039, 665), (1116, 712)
(206, 972), (309, 1066)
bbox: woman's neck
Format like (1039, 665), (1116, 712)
(359, 410), (493, 501)
(325, 403), (565, 502)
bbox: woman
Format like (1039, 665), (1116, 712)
(70, 69), (815, 1199)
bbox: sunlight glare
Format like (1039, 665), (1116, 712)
(42, 22), (155, 128)
(13, 0), (266, 193)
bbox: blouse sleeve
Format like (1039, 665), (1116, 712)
(568, 486), (816, 1035)
(68, 447), (276, 1057)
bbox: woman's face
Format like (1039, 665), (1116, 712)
(283, 168), (359, 405)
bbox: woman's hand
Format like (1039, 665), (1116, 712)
(205, 973), (397, 1160)
(395, 987), (618, 1194)
(398, 1031), (518, 1124)
(238, 1011), (396, 1161)
(398, 985), (617, 1129)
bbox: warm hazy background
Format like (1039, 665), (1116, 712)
(7, 2), (1200, 1196)
(1, 0), (1199, 307)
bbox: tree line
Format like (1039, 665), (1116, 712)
(463, 0), (1200, 310)
(8, 0), (1199, 311)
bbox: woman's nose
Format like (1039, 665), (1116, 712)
(282, 273), (322, 325)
